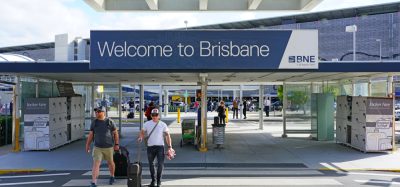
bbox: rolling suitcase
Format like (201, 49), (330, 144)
(128, 142), (142, 187)
(127, 161), (142, 187)
(127, 112), (134, 119)
(214, 116), (219, 125)
(114, 146), (130, 178)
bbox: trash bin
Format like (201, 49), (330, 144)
(212, 123), (226, 148)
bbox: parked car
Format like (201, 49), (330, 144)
(271, 101), (283, 111)
(172, 101), (185, 107)
(225, 101), (233, 110)
(395, 109), (400, 121)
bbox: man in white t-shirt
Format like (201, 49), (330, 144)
(138, 108), (173, 187)
(264, 97), (271, 117)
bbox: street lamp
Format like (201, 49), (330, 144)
(184, 20), (188, 30)
(376, 39), (382, 62)
(345, 25), (357, 61)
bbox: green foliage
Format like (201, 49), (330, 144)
(323, 85), (339, 97)
(277, 85), (283, 101)
(288, 91), (308, 106)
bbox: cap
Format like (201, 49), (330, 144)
(94, 106), (106, 112)
(151, 108), (159, 114)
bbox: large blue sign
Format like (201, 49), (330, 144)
(90, 30), (318, 70)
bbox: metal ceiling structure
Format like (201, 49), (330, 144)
(84, 0), (323, 12)
(0, 42), (54, 53)
(190, 2), (400, 29)
(1, 61), (398, 84)
(17, 72), (395, 85)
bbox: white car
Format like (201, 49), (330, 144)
(395, 109), (400, 121)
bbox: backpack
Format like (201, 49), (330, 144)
(145, 107), (153, 117)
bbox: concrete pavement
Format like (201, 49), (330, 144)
(0, 114), (399, 171)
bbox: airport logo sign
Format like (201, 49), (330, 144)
(90, 30), (318, 70)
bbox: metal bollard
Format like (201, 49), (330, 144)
(13, 118), (20, 152)
(225, 108), (229, 124)
(177, 108), (181, 124)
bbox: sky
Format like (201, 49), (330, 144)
(0, 0), (399, 47)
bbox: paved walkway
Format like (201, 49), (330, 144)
(0, 117), (400, 172)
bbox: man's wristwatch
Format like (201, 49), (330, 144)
(115, 144), (119, 146)
(168, 145), (172, 148)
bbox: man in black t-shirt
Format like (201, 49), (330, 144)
(86, 106), (119, 187)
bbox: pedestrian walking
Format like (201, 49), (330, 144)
(138, 108), (174, 187)
(217, 101), (226, 124)
(264, 97), (271, 117)
(145, 102), (156, 121)
(243, 99), (247, 119)
(232, 98), (239, 119)
(85, 106), (119, 187)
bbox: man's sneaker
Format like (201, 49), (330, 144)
(109, 176), (115, 185)
(150, 180), (156, 187)
(157, 180), (162, 186)
(89, 182), (97, 187)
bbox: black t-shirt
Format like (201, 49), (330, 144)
(217, 106), (225, 117)
(90, 118), (116, 148)
(128, 101), (135, 108)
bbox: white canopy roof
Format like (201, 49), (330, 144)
(0, 54), (34, 62)
(84, 0), (323, 11)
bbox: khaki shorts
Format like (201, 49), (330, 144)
(92, 147), (114, 162)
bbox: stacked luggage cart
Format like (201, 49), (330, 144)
(212, 116), (226, 149)
(180, 119), (196, 147)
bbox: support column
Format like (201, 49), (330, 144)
(164, 90), (169, 117)
(388, 76), (394, 97)
(352, 81), (356, 96)
(159, 85), (163, 117)
(12, 76), (21, 151)
(199, 82), (208, 152)
(185, 90), (188, 113)
(240, 85), (243, 119)
(259, 85), (264, 130)
(91, 83), (95, 119)
(282, 83), (288, 138)
(35, 79), (39, 98)
(118, 83), (122, 137)
(392, 80), (396, 152)
(140, 84), (144, 130)
(368, 78), (372, 96)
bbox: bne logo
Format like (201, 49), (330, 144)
(288, 56), (316, 63)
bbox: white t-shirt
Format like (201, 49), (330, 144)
(143, 120), (169, 146)
(264, 99), (271, 107)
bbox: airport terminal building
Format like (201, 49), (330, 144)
(1, 2), (400, 152)
(1, 3), (400, 62)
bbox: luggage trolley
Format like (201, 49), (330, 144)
(180, 119), (196, 147)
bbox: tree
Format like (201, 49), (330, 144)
(323, 85), (339, 97)
(277, 85), (283, 101)
(288, 91), (309, 114)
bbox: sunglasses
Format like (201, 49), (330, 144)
(95, 111), (104, 113)
(151, 114), (159, 116)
